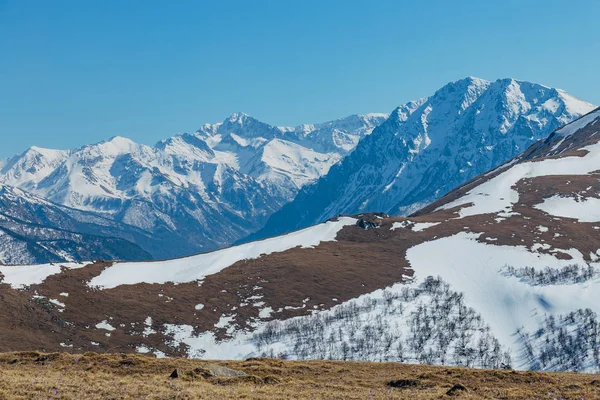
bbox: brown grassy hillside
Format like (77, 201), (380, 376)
(0, 352), (598, 399)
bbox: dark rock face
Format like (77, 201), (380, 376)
(446, 383), (468, 395)
(387, 379), (420, 388)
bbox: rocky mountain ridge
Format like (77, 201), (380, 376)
(248, 77), (595, 242)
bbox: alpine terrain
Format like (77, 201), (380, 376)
(249, 77), (596, 242)
(2, 108), (600, 373)
(0, 184), (152, 265)
(0, 113), (386, 260)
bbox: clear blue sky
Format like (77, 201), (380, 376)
(1, 0), (599, 158)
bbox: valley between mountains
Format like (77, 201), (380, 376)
(2, 101), (600, 374)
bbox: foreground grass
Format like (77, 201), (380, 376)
(0, 352), (598, 399)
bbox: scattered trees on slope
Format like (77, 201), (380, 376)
(252, 276), (512, 370)
(503, 264), (596, 286)
(519, 308), (600, 372)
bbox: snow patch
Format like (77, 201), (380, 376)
(412, 222), (441, 232)
(535, 195), (600, 222)
(95, 321), (116, 331)
(0, 262), (90, 289)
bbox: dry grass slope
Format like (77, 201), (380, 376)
(0, 352), (598, 399)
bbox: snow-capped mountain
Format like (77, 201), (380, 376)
(2, 109), (600, 372)
(0, 113), (386, 259)
(0, 185), (152, 264)
(249, 77), (596, 242)
(192, 112), (387, 199)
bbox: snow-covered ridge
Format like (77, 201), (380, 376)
(555, 107), (600, 137)
(1, 217), (356, 290)
(405, 231), (600, 367)
(437, 140), (600, 218)
(88, 217), (357, 289)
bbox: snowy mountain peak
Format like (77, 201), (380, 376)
(97, 136), (139, 152)
(27, 145), (68, 158)
(431, 76), (491, 114)
(248, 78), (596, 242)
(437, 76), (491, 95)
(226, 111), (251, 123)
(1, 146), (70, 189)
(389, 99), (428, 124)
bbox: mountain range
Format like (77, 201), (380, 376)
(0, 77), (594, 266)
(0, 113), (386, 262)
(1, 107), (600, 373)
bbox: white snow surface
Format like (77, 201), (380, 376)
(95, 320), (116, 331)
(412, 222), (442, 231)
(88, 217), (357, 289)
(390, 221), (440, 231)
(534, 195), (600, 222)
(390, 221), (410, 230)
(49, 299), (65, 308)
(0, 262), (90, 289)
(163, 324), (254, 359)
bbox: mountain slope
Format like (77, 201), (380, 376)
(1, 113), (386, 259)
(0, 185), (152, 265)
(248, 77), (595, 242)
(2, 109), (600, 371)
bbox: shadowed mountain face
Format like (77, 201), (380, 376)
(0, 185), (152, 264)
(2, 109), (600, 372)
(247, 77), (595, 243)
(0, 113), (386, 260)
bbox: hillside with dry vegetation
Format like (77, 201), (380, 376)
(0, 352), (599, 399)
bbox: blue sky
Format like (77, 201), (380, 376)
(1, 0), (599, 158)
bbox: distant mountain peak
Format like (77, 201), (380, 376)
(102, 135), (137, 146)
(22, 145), (68, 159)
(227, 111), (251, 122)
